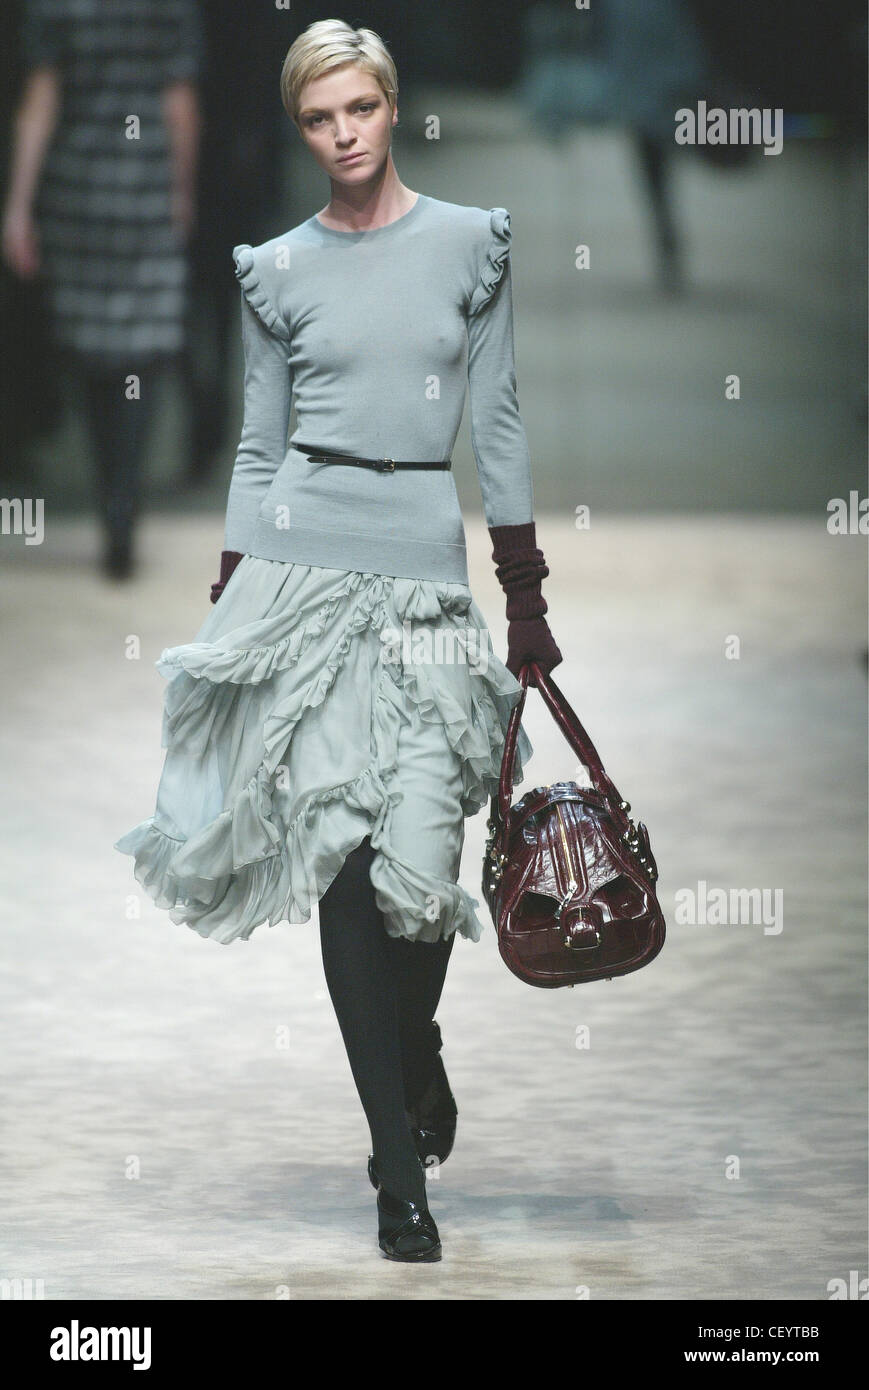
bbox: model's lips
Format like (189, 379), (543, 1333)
(337, 152), (365, 164)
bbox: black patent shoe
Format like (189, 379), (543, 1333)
(376, 1186), (442, 1262)
(408, 1039), (458, 1170)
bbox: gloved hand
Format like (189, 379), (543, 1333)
(210, 550), (244, 604)
(489, 521), (563, 685)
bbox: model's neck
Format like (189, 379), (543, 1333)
(321, 160), (416, 232)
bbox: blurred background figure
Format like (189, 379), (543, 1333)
(517, 0), (716, 293)
(2, 0), (203, 579)
(179, 0), (288, 488)
(0, 4), (64, 503)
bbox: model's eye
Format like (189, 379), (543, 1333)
(305, 104), (375, 127)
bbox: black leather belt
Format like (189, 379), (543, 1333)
(292, 441), (451, 472)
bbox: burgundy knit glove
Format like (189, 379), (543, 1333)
(489, 521), (563, 685)
(210, 550), (244, 604)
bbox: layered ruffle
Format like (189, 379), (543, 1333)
(114, 560), (533, 947)
(468, 207), (512, 317)
(231, 243), (291, 342)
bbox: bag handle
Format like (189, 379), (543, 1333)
(494, 662), (626, 836)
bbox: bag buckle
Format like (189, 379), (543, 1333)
(563, 927), (601, 951)
(560, 904), (603, 951)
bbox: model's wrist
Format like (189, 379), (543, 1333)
(210, 550), (245, 603)
(488, 520), (538, 558)
(489, 521), (550, 620)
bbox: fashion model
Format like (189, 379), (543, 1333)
(114, 18), (563, 1263)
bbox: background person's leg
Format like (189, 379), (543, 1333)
(318, 835), (427, 1207)
(78, 355), (161, 576)
(632, 128), (682, 291)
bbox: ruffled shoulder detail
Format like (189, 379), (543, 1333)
(231, 243), (291, 342)
(467, 207), (512, 317)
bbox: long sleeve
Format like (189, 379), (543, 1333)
(468, 209), (562, 682)
(223, 257), (294, 555)
(466, 209), (534, 528)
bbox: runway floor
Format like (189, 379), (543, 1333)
(0, 512), (865, 1299)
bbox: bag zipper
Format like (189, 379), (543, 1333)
(555, 801), (579, 902)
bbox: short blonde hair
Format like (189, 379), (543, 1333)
(281, 19), (398, 126)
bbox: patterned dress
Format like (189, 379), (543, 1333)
(21, 0), (203, 364)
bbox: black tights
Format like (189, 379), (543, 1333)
(318, 835), (455, 1207)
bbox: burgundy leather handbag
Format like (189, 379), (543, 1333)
(482, 662), (665, 988)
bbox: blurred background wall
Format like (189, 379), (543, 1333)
(1, 0), (866, 534)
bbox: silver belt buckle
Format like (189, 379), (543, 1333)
(374, 457), (395, 472)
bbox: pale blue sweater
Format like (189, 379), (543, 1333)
(224, 193), (534, 584)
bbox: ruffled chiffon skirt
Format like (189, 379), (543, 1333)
(114, 557), (534, 946)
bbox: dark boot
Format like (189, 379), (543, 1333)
(407, 1021), (458, 1169)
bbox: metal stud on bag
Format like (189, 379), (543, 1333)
(484, 814), (506, 892)
(617, 799), (658, 881)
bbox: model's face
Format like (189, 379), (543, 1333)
(296, 65), (396, 182)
